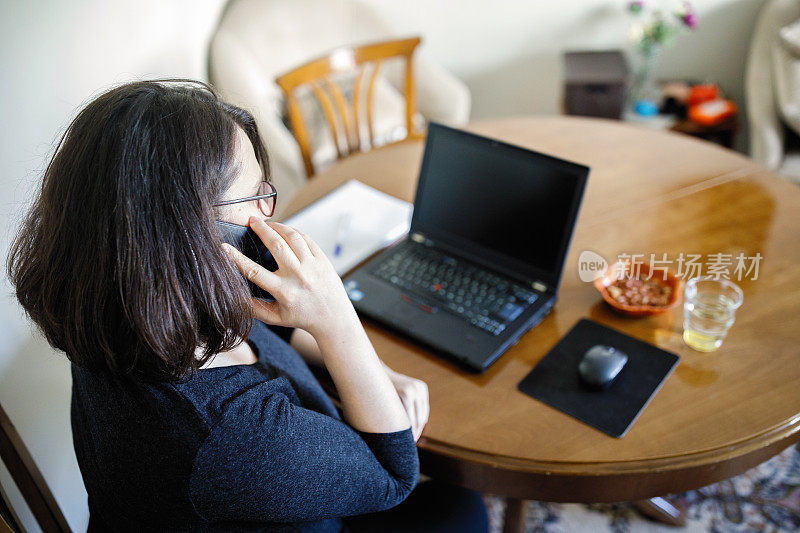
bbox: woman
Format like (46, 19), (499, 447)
(7, 79), (488, 532)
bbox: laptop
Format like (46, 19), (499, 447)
(342, 122), (589, 372)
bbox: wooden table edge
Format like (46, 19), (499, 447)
(417, 415), (800, 502)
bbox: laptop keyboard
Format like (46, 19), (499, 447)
(371, 242), (539, 335)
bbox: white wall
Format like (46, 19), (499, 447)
(0, 1), (229, 530)
(361, 0), (766, 153)
(0, 0), (767, 530)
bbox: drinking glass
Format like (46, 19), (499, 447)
(683, 277), (743, 352)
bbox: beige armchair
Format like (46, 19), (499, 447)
(209, 0), (471, 212)
(745, 0), (800, 184)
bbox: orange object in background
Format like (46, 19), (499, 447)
(687, 84), (719, 106)
(688, 98), (738, 126)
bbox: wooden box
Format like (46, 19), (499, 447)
(563, 50), (629, 119)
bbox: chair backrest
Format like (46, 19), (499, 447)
(745, 0), (800, 168)
(0, 403), (71, 532)
(276, 37), (422, 178)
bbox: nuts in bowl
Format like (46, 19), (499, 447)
(593, 261), (683, 316)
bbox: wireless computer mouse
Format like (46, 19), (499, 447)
(578, 345), (628, 389)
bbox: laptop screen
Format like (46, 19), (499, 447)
(411, 123), (589, 290)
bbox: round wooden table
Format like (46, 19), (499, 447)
(280, 116), (800, 530)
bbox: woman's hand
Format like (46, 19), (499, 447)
(384, 366), (429, 442)
(224, 217), (412, 436)
(222, 216), (356, 338)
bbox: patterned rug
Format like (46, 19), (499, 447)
(482, 441), (800, 532)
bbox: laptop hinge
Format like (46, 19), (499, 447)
(410, 232), (432, 246)
(532, 281), (548, 293)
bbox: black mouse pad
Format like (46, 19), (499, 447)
(517, 318), (680, 438)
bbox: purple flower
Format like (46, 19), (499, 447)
(678, 1), (697, 29)
(628, 1), (644, 14)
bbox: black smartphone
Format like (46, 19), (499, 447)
(216, 220), (278, 301)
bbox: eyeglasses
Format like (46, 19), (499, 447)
(214, 181), (277, 218)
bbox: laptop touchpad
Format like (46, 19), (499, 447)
(387, 298), (420, 331)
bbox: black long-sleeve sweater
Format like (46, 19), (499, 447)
(69, 318), (419, 531)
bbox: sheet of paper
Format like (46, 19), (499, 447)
(282, 180), (413, 275)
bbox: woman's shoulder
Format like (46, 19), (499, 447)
(247, 319), (315, 383)
(247, 319), (341, 419)
(70, 319), (328, 431)
(71, 354), (299, 433)
(174, 361), (302, 428)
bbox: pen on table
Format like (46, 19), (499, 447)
(333, 212), (352, 257)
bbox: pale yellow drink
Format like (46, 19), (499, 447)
(682, 278), (743, 352)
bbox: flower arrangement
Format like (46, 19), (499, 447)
(627, 1), (698, 114)
(628, 1), (697, 54)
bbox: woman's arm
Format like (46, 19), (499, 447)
(290, 327), (430, 441)
(289, 327), (324, 367)
(223, 217), (409, 435)
(190, 388), (419, 523)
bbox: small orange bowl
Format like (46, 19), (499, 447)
(593, 261), (683, 317)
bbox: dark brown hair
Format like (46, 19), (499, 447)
(7, 79), (269, 382)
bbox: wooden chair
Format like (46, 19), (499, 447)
(0, 403), (71, 532)
(276, 37), (423, 178)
